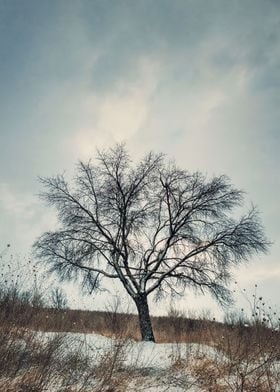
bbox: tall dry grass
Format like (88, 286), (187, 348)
(1, 248), (280, 391)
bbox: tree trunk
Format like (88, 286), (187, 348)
(134, 294), (155, 342)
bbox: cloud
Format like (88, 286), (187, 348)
(0, 0), (279, 314)
(0, 183), (57, 254)
(68, 57), (160, 159)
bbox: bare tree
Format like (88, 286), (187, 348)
(33, 144), (269, 341)
(50, 287), (68, 310)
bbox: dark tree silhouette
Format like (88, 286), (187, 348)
(33, 144), (269, 341)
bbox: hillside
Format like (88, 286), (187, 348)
(1, 289), (279, 391)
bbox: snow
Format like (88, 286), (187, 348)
(10, 331), (280, 391)
(36, 331), (220, 391)
(40, 331), (220, 370)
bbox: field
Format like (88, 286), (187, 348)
(0, 283), (279, 392)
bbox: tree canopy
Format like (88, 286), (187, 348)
(34, 144), (269, 341)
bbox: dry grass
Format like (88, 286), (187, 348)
(1, 262), (280, 391)
(1, 283), (279, 351)
(1, 293), (279, 391)
(191, 348), (280, 391)
(0, 323), (135, 391)
(0, 285), (225, 343)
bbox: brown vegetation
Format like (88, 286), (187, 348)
(0, 269), (279, 391)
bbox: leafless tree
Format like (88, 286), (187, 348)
(33, 144), (269, 341)
(50, 287), (68, 310)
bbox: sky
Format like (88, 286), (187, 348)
(0, 0), (279, 318)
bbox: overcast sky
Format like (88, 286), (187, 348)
(0, 0), (279, 317)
